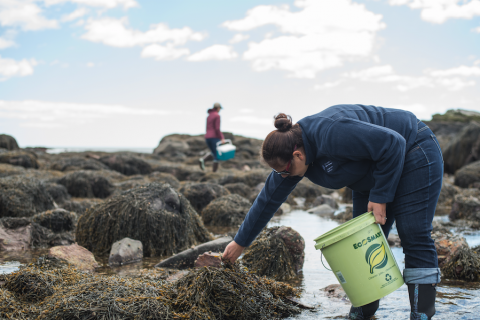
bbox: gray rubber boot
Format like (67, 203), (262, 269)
(347, 300), (379, 319)
(408, 284), (436, 320)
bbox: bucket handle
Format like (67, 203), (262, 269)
(320, 244), (332, 272)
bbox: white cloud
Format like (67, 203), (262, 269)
(222, 0), (385, 78)
(389, 0), (480, 24)
(61, 7), (88, 22)
(314, 80), (343, 90)
(390, 103), (442, 121)
(0, 0), (58, 31)
(44, 0), (138, 9)
(0, 100), (170, 125)
(86, 62), (94, 67)
(239, 108), (254, 114)
(344, 64), (478, 91)
(82, 17), (205, 52)
(187, 44), (238, 61)
(0, 36), (15, 49)
(473, 25), (480, 32)
(141, 44), (189, 60)
(428, 65), (480, 77)
(0, 56), (37, 80)
(229, 33), (249, 44)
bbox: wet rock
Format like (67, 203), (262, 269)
(100, 154), (152, 175)
(0, 150), (39, 169)
(311, 194), (338, 209)
(454, 160), (480, 188)
(108, 237), (143, 266)
(339, 187), (353, 203)
(194, 252), (222, 268)
(223, 182), (253, 199)
(242, 226), (305, 280)
(332, 205), (353, 222)
(58, 170), (114, 199)
(49, 157), (110, 171)
(76, 183), (213, 257)
(387, 233), (401, 248)
(0, 176), (55, 218)
(322, 284), (347, 300)
(32, 209), (77, 233)
(179, 182), (230, 213)
(0, 134), (19, 150)
(291, 180), (324, 205)
(155, 236), (232, 269)
(307, 204), (335, 217)
(431, 231), (469, 268)
(48, 243), (100, 271)
(44, 183), (70, 204)
(443, 121), (480, 174)
(60, 198), (104, 216)
(449, 194), (480, 221)
(0, 219), (32, 251)
(0, 163), (25, 178)
(201, 194), (251, 227)
(281, 203), (292, 214)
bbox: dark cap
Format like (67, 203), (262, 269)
(213, 102), (222, 109)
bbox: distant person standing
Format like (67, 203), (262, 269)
(199, 102), (225, 172)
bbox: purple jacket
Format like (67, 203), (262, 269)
(205, 109), (224, 140)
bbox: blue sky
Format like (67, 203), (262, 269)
(0, 0), (479, 149)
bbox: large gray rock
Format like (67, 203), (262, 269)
(155, 236), (232, 269)
(307, 204), (335, 217)
(311, 194), (338, 209)
(449, 194), (480, 221)
(0, 134), (19, 150)
(179, 182), (230, 213)
(443, 122), (480, 174)
(454, 160), (480, 188)
(108, 237), (143, 266)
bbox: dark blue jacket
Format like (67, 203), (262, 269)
(234, 104), (418, 247)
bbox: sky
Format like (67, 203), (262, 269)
(0, 0), (479, 149)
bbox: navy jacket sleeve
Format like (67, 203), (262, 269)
(233, 172), (303, 247)
(325, 118), (406, 203)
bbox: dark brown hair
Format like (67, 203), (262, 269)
(261, 113), (303, 167)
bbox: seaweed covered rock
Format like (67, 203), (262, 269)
(49, 157), (109, 171)
(32, 209), (77, 233)
(43, 183), (70, 204)
(179, 182), (230, 213)
(0, 163), (25, 178)
(0, 134), (19, 150)
(171, 263), (301, 319)
(57, 170), (114, 199)
(0, 150), (39, 169)
(217, 169), (270, 187)
(0, 176), (55, 218)
(432, 231), (469, 268)
(60, 198), (104, 216)
(148, 171), (180, 189)
(241, 226), (305, 281)
(76, 183), (213, 257)
(224, 182), (253, 199)
(443, 121), (480, 174)
(201, 194), (251, 227)
(154, 163), (205, 181)
(441, 246), (480, 281)
(100, 154), (152, 175)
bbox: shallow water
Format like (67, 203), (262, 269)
(269, 210), (480, 320)
(1, 210), (480, 319)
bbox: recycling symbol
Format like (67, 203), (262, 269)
(385, 274), (392, 281)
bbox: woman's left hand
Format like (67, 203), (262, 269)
(368, 201), (387, 225)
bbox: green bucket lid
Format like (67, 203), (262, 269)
(314, 212), (376, 250)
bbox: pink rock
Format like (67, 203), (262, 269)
(194, 252), (222, 268)
(323, 284), (347, 300)
(48, 243), (100, 271)
(432, 232), (469, 268)
(0, 224), (32, 251)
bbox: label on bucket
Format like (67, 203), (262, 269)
(336, 271), (346, 284)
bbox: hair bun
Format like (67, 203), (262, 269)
(274, 113), (293, 132)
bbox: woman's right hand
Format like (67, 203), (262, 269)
(222, 241), (245, 263)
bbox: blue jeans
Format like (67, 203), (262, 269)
(353, 120), (443, 284)
(206, 138), (220, 162)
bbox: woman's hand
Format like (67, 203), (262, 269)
(368, 201), (387, 225)
(222, 241), (245, 263)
